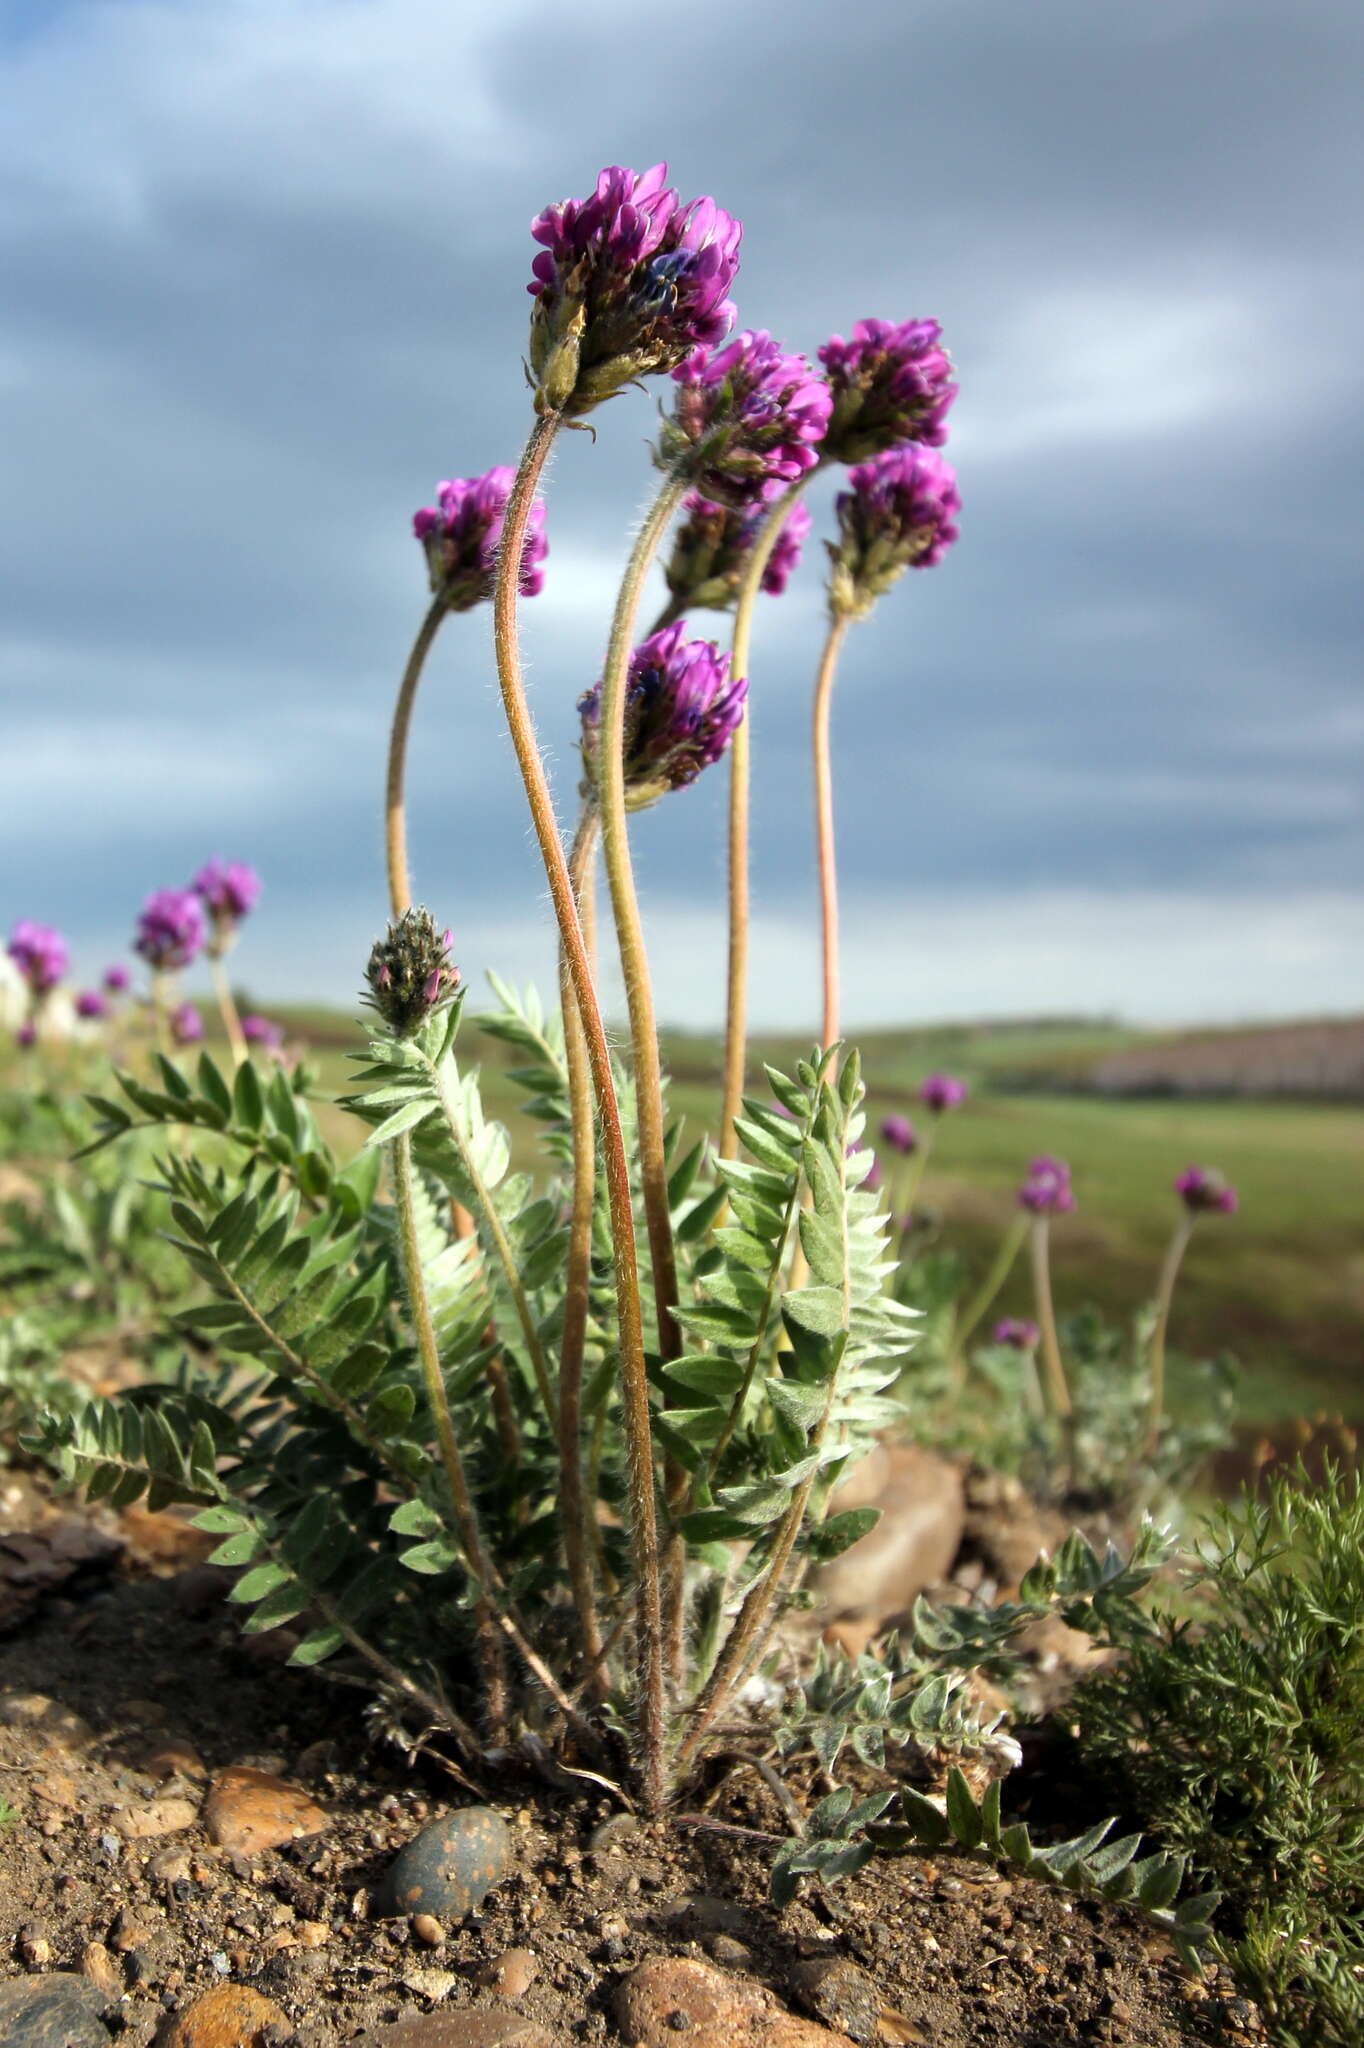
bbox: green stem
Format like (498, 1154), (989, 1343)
(492, 414), (666, 1814)
(1146, 1216), (1194, 1453)
(677, 1128), (851, 1772)
(719, 479), (812, 1161)
(558, 804), (608, 1698)
(1029, 1216), (1073, 1425)
(949, 1212), (1029, 1372)
(391, 1130), (508, 1735)
(596, 470), (688, 1362)
(424, 1053), (559, 1431)
(209, 954), (248, 1067)
(385, 593), (446, 919)
(812, 611), (851, 1050)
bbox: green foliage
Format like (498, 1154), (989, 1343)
(0, 1315), (87, 1463)
(1073, 1464), (1364, 2046)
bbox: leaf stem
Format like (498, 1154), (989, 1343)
(385, 594), (447, 919)
(719, 479), (811, 1161)
(392, 1129), (509, 1735)
(492, 414), (666, 1814)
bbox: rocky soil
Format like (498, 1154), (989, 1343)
(0, 1463), (1270, 2048)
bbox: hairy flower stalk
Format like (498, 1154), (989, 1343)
(811, 449), (961, 1051)
(1019, 1159), (1075, 1432)
(1147, 1167), (1239, 1451)
(492, 411), (667, 1812)
(387, 473), (548, 918)
(557, 807), (608, 1700)
(194, 858), (260, 1065)
(364, 915), (509, 1731)
(718, 480), (812, 1157)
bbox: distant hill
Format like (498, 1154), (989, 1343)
(1085, 1016), (1364, 1102)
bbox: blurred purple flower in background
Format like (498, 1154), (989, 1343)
(828, 446), (961, 620)
(579, 622), (746, 810)
(819, 316), (957, 463)
(660, 331), (831, 507)
(527, 163), (741, 417)
(135, 889), (205, 973)
(919, 1072), (968, 1114)
(8, 919), (69, 994)
(170, 1002), (204, 1047)
(1018, 1155), (1075, 1214)
(15, 1021), (37, 1049)
(880, 1113), (919, 1155)
(75, 989), (110, 1020)
(1175, 1165), (1239, 1215)
(993, 1317), (1041, 1349)
(413, 468), (548, 610)
(103, 964), (131, 994)
(662, 494), (812, 616)
(241, 1014), (284, 1052)
(193, 857), (261, 924)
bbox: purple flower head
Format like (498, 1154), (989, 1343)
(993, 1317), (1040, 1350)
(170, 1002), (204, 1047)
(8, 919), (69, 995)
(1175, 1166), (1239, 1216)
(660, 332), (831, 509)
(75, 989), (110, 1021)
(828, 446), (961, 621)
(662, 494), (812, 616)
(527, 163), (741, 418)
(15, 1020), (37, 1050)
(241, 1013), (284, 1052)
(134, 888), (205, 973)
(365, 907), (460, 1039)
(919, 1071), (968, 1115)
(193, 856), (261, 924)
(579, 621), (747, 811)
(880, 1113), (919, 1156)
(1018, 1155), (1075, 1215)
(103, 964), (131, 995)
(819, 317), (957, 463)
(412, 466), (548, 611)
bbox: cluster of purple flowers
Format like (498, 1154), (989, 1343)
(134, 888), (206, 973)
(579, 622), (747, 811)
(193, 856), (261, 940)
(413, 468), (549, 611)
(366, 909), (460, 1039)
(920, 1072), (968, 1114)
(660, 331), (831, 509)
(819, 317), (958, 463)
(880, 1113), (919, 1155)
(242, 1013), (284, 1052)
(993, 1317), (1040, 1350)
(829, 445), (962, 621)
(7, 920), (68, 995)
(1018, 1155), (1075, 1215)
(1175, 1166), (1238, 1215)
(527, 163), (742, 418)
(662, 494), (811, 617)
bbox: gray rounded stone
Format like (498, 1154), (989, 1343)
(375, 1805), (513, 1921)
(0, 1974), (112, 2048)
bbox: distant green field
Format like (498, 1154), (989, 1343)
(279, 1002), (1361, 1427)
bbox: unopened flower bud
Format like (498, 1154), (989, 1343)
(364, 909), (460, 1038)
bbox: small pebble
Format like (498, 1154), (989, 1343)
(411, 1915), (444, 1948)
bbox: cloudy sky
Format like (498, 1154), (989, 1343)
(3, 0), (1361, 1029)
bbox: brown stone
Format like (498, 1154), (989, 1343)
(120, 1505), (215, 1565)
(812, 1446), (966, 1641)
(113, 1796), (199, 1839)
(79, 1942), (123, 1996)
(788, 1956), (882, 2045)
(473, 1948), (538, 1998)
(616, 1957), (857, 2048)
(143, 1740), (209, 1784)
(0, 1691), (96, 1749)
(365, 2015), (555, 2047)
(203, 1766), (328, 1856)
(155, 1984), (287, 2048)
(410, 1913), (444, 1948)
